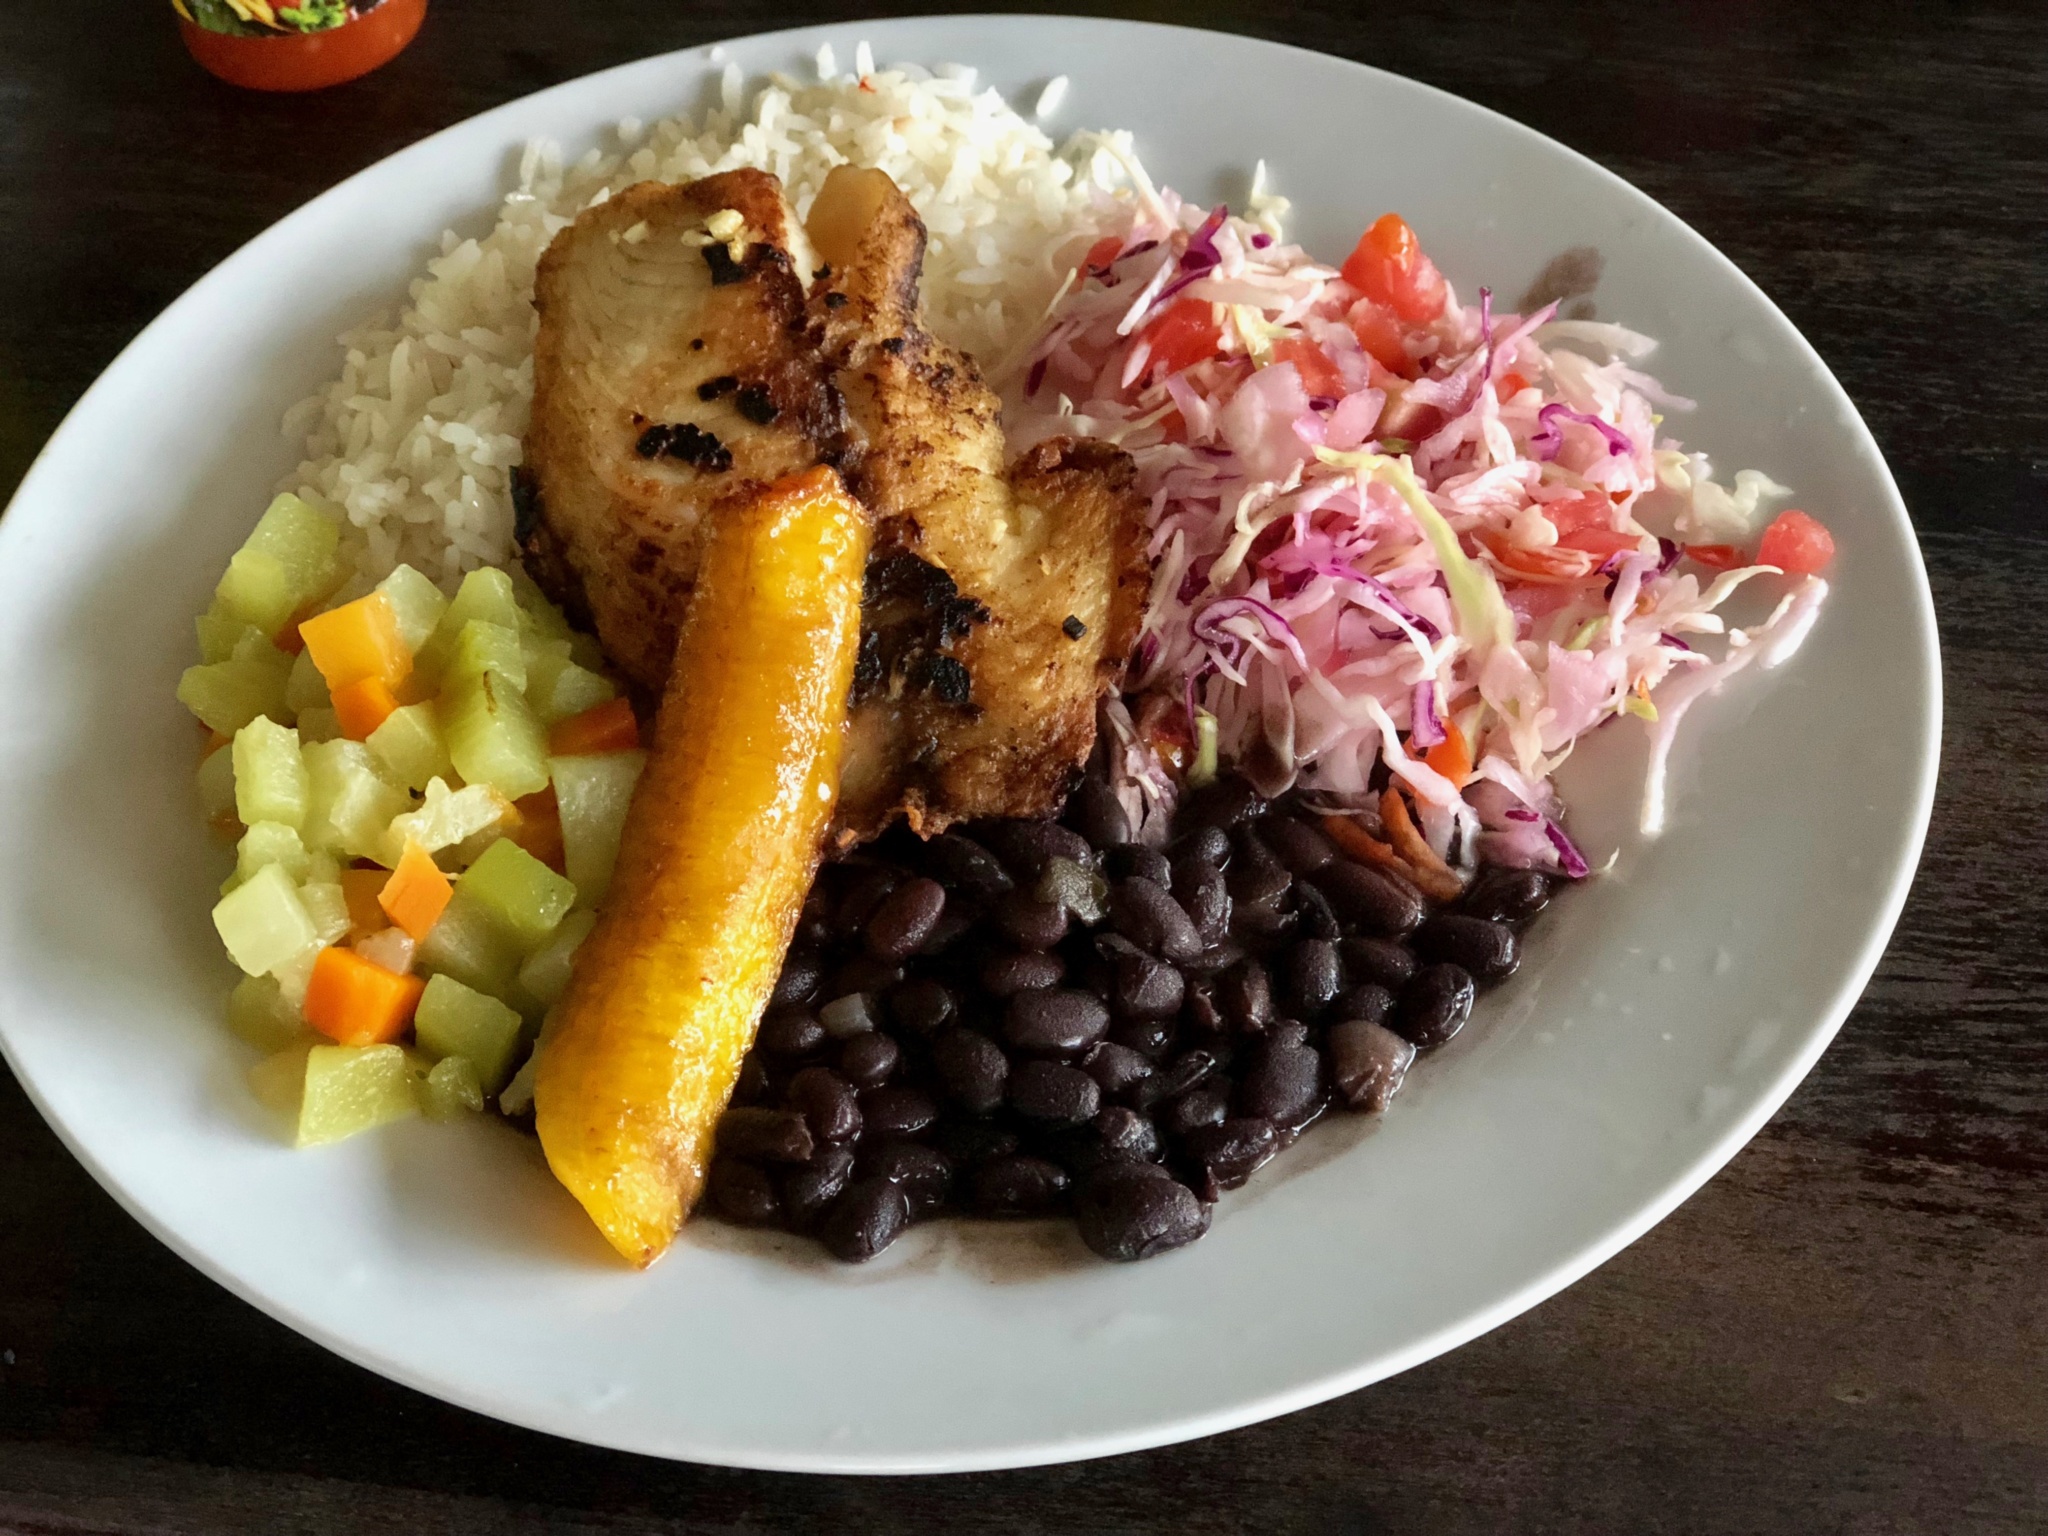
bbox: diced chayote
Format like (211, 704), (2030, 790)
(509, 564), (573, 641)
(285, 647), (331, 715)
(365, 701), (452, 792)
(414, 888), (523, 1001)
(212, 862), (318, 976)
(296, 1043), (420, 1146)
(302, 739), (411, 861)
(229, 821), (311, 892)
(196, 605), (260, 664)
(516, 907), (595, 1009)
(211, 493), (343, 636)
(298, 880), (352, 946)
(446, 619), (527, 693)
(177, 639), (293, 735)
(374, 563), (450, 654)
(551, 750), (646, 903)
(414, 972), (525, 1092)
(456, 838), (576, 952)
(232, 716), (307, 829)
(382, 777), (512, 865)
(418, 1054), (485, 1120)
(525, 650), (616, 726)
(295, 705), (341, 744)
(226, 973), (309, 1053)
(196, 745), (237, 823)
(441, 671), (549, 800)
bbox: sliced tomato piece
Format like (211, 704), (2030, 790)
(1340, 214), (1448, 324)
(1140, 297), (1223, 379)
(1271, 336), (1346, 399)
(1494, 370), (1530, 401)
(1684, 543), (1747, 571)
(1081, 235), (1124, 279)
(1556, 528), (1643, 560)
(1345, 298), (1411, 376)
(1756, 509), (1836, 575)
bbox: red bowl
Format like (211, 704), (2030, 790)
(178, 0), (427, 92)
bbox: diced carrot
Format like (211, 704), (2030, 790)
(1379, 788), (1464, 901)
(331, 675), (400, 741)
(340, 866), (391, 936)
(547, 696), (641, 757)
(298, 592), (411, 693)
(1423, 722), (1473, 787)
(510, 787), (567, 873)
(302, 946), (425, 1047)
(379, 838), (453, 941)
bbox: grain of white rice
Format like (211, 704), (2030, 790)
(283, 56), (1153, 587)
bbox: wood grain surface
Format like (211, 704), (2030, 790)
(2, 2), (2041, 1530)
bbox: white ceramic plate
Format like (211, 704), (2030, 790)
(0, 16), (1937, 1473)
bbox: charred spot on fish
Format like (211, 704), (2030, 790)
(702, 244), (748, 286)
(814, 264), (832, 281)
(696, 375), (739, 401)
(941, 594), (990, 640)
(689, 338), (705, 351)
(824, 291), (849, 310)
(1062, 614), (1087, 640)
(851, 627), (886, 704)
(511, 467), (540, 545)
(866, 550), (957, 609)
(634, 421), (734, 472)
(735, 384), (780, 425)
(880, 336), (907, 355)
(912, 653), (972, 706)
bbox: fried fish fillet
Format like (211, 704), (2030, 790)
(522, 170), (846, 690)
(522, 166), (1148, 841)
(805, 167), (1151, 839)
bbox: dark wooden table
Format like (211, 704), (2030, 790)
(3, 2), (2042, 1530)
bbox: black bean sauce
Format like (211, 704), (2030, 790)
(705, 770), (1561, 1263)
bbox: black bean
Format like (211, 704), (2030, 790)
(1326, 1019), (1416, 1112)
(936, 1121), (1020, 1167)
(1105, 943), (1186, 1019)
(770, 949), (824, 1007)
(1263, 818), (1337, 876)
(994, 891), (1071, 950)
(915, 902), (975, 955)
(981, 947), (1066, 996)
(1333, 983), (1396, 1026)
(716, 1107), (815, 1163)
(887, 977), (957, 1035)
(1075, 1164), (1210, 1261)
(1292, 879), (1342, 941)
(1005, 988), (1112, 1055)
(757, 1006), (826, 1058)
(1315, 861), (1425, 936)
(1110, 1017), (1176, 1060)
(1081, 1040), (1155, 1098)
(1170, 824), (1232, 868)
(1065, 775), (1132, 849)
(1160, 1085), (1230, 1139)
(1009, 1060), (1101, 1124)
(865, 877), (947, 960)
(795, 891), (833, 949)
(1173, 859), (1232, 945)
(1218, 959), (1275, 1031)
(1460, 866), (1556, 924)
(835, 865), (902, 933)
(780, 1144), (855, 1231)
(822, 1178), (910, 1262)
(1181, 938), (1244, 977)
(1131, 1048), (1218, 1110)
(860, 1084), (939, 1139)
(1231, 898), (1296, 941)
(707, 1157), (782, 1226)
(1181, 981), (1228, 1040)
(1268, 1020), (1310, 1050)
(1237, 1039), (1324, 1128)
(1225, 833), (1293, 905)
(786, 1066), (863, 1143)
(731, 1053), (772, 1106)
(1414, 914), (1521, 984)
(830, 954), (904, 998)
(855, 1141), (954, 1219)
(931, 1028), (1009, 1114)
(837, 1032), (900, 1089)
(1397, 963), (1476, 1049)
(1092, 1105), (1163, 1164)
(921, 833), (1015, 897)
(1183, 1117), (1279, 1191)
(1339, 936), (1419, 990)
(1179, 775), (1267, 832)
(1109, 877), (1205, 962)
(979, 820), (1095, 880)
(1106, 844), (1174, 887)
(1279, 938), (1345, 1021)
(971, 1155), (1070, 1217)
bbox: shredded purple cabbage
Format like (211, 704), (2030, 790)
(1545, 819), (1591, 878)
(1529, 403), (1635, 461)
(1024, 356), (1048, 398)
(1410, 681), (1445, 748)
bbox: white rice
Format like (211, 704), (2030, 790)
(281, 56), (1144, 587)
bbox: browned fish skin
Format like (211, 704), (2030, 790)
(805, 167), (1151, 839)
(524, 170), (846, 691)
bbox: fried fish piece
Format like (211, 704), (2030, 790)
(805, 167), (1151, 839)
(522, 170), (846, 691)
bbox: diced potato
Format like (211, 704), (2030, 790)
(517, 907), (596, 1009)
(442, 671), (550, 800)
(418, 1054), (485, 1120)
(212, 494), (343, 636)
(365, 701), (452, 791)
(178, 644), (293, 735)
(526, 652), (616, 727)
(226, 973), (310, 1053)
(456, 838), (576, 951)
(230, 821), (311, 891)
(298, 881), (352, 946)
(285, 648), (331, 715)
(414, 973), (524, 1092)
(446, 620), (527, 692)
(302, 739), (411, 862)
(213, 862), (318, 976)
(295, 706), (341, 744)
(297, 1043), (420, 1146)
(374, 563), (450, 654)
(414, 888), (522, 1001)
(232, 716), (307, 829)
(551, 751), (646, 904)
(196, 745), (237, 822)
(382, 777), (512, 864)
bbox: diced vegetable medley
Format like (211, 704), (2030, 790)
(181, 495), (647, 1146)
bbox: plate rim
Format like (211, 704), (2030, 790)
(0, 12), (1941, 1474)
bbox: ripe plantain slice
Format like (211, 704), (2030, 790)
(533, 467), (871, 1266)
